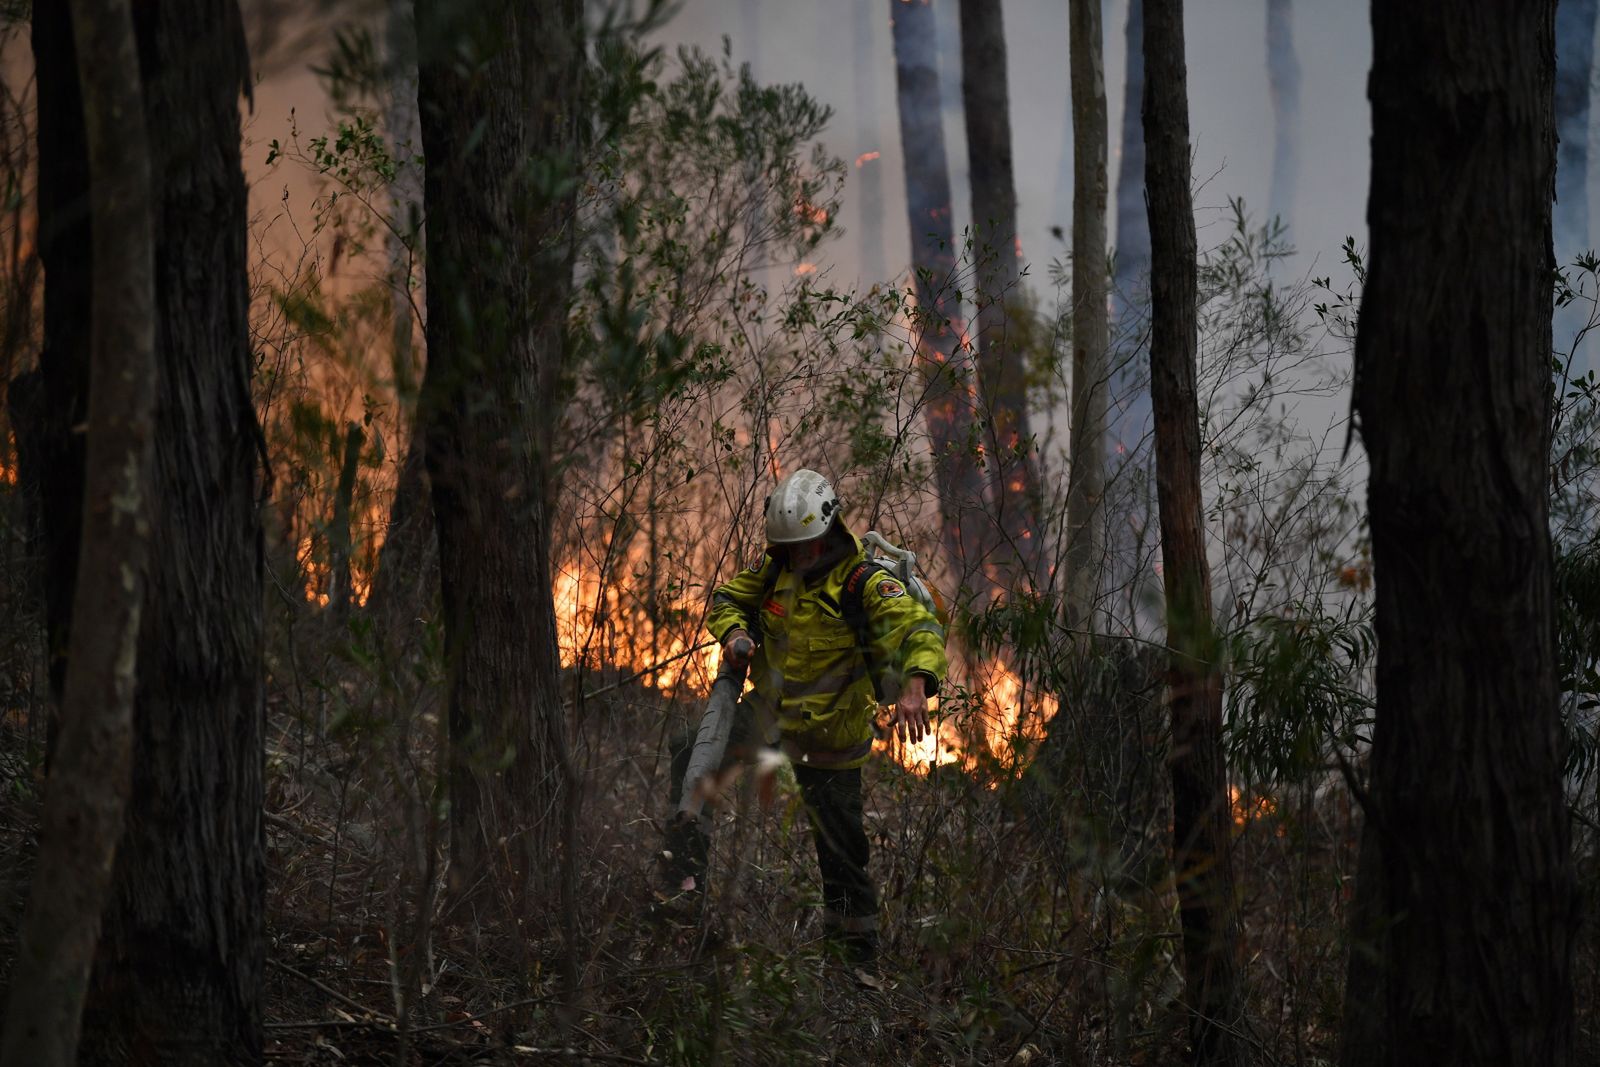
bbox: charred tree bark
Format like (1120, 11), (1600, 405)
(1143, 0), (1243, 1062)
(415, 0), (582, 910)
(30, 1), (266, 1062)
(0, 0), (154, 1060)
(1265, 0), (1301, 239)
(960, 0), (1043, 584)
(889, 0), (990, 593)
(1346, 2), (1575, 1063)
(1064, 0), (1110, 631)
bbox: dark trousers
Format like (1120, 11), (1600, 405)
(666, 715), (880, 951)
(794, 764), (877, 926)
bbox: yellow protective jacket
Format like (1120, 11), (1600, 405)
(705, 534), (948, 769)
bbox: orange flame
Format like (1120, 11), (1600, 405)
(855, 151), (881, 168)
(1228, 785), (1277, 828)
(875, 656), (1059, 781)
(552, 549), (716, 692)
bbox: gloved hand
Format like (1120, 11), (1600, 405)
(723, 628), (754, 668)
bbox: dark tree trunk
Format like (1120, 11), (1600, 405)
(368, 0), (436, 626)
(32, 1), (266, 1062)
(960, 0), (1043, 584)
(1143, 0), (1243, 1062)
(889, 0), (990, 593)
(0, 0), (155, 1060)
(86, 2), (264, 1061)
(1346, 2), (1575, 1063)
(1265, 0), (1301, 239)
(415, 0), (582, 911)
(29, 0), (92, 709)
(1064, 0), (1110, 630)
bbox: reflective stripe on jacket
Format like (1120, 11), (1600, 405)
(705, 534), (948, 769)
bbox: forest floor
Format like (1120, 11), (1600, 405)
(4, 680), (1600, 1065)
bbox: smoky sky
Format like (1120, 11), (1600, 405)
(657, 0), (1375, 296)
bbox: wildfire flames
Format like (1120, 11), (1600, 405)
(875, 656), (1059, 779)
(552, 553), (717, 692)
(854, 151), (881, 168)
(1229, 785), (1277, 827)
(549, 550), (1059, 777)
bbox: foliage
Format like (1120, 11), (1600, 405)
(1225, 606), (1375, 786)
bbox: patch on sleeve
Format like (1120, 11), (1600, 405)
(876, 578), (905, 599)
(749, 551), (769, 573)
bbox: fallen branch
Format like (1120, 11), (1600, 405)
(268, 958), (394, 1026)
(564, 641), (716, 707)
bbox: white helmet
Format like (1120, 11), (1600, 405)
(765, 469), (840, 544)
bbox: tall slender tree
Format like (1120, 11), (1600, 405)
(1064, 0), (1110, 630)
(0, 0), (154, 1061)
(1143, 0), (1243, 1061)
(368, 0), (435, 625)
(1342, 2), (1575, 1063)
(960, 0), (1043, 582)
(853, 0), (887, 284)
(1265, 0), (1301, 240)
(1109, 0), (1151, 463)
(414, 0), (583, 911)
(889, 0), (989, 590)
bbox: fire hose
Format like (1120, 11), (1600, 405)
(674, 636), (752, 821)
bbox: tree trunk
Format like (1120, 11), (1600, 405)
(415, 0), (582, 910)
(1064, 0), (1110, 631)
(368, 0), (436, 625)
(0, 0), (155, 1060)
(83, 3), (265, 1061)
(889, 0), (990, 594)
(960, 0), (1043, 585)
(30, 1), (266, 1061)
(327, 421), (363, 621)
(1109, 0), (1150, 463)
(853, 0), (886, 285)
(1265, 0), (1301, 239)
(29, 0), (92, 710)
(1347, 2), (1575, 1062)
(1143, 1), (1243, 1062)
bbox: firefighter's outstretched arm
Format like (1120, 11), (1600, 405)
(861, 569), (948, 745)
(705, 554), (774, 654)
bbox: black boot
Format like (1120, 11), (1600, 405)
(660, 812), (709, 894)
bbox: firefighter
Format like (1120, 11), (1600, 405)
(665, 468), (948, 968)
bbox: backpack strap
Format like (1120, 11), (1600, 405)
(842, 558), (892, 699)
